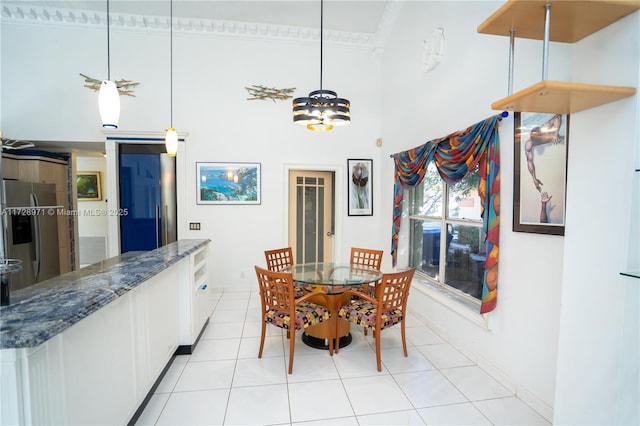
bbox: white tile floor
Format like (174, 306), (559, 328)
(136, 291), (550, 425)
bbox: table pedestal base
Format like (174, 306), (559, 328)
(302, 332), (352, 350)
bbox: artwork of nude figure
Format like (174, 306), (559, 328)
(524, 114), (565, 193)
(519, 113), (567, 226)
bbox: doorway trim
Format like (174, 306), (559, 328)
(283, 162), (345, 263)
(104, 131), (187, 257)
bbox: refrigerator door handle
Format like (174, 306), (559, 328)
(163, 205), (168, 247)
(155, 204), (160, 249)
(30, 192), (41, 280)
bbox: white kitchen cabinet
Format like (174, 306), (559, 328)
(0, 261), (180, 425)
(0, 240), (210, 425)
(178, 244), (215, 353)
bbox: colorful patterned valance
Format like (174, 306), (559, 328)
(391, 115), (501, 313)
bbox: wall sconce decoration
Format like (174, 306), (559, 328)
(422, 27), (446, 73)
(246, 85), (296, 102)
(80, 73), (139, 97)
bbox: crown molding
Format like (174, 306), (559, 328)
(372, 0), (404, 53)
(0, 2), (404, 51)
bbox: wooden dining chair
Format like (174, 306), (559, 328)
(336, 268), (415, 372)
(254, 265), (333, 374)
(350, 247), (383, 335)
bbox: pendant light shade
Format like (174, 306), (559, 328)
(293, 89), (350, 131)
(292, 0), (350, 131)
(165, 0), (178, 156)
(99, 80), (120, 128)
(165, 127), (178, 156)
(100, 0), (120, 128)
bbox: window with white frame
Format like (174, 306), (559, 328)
(407, 161), (485, 302)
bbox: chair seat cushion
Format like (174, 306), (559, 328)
(294, 283), (305, 299)
(338, 301), (403, 330)
(266, 302), (329, 330)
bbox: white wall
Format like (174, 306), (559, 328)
(553, 11), (640, 425)
(76, 156), (109, 266)
(379, 1), (638, 423)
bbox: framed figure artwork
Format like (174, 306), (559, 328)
(196, 162), (261, 205)
(348, 159), (373, 216)
(513, 112), (569, 235)
(77, 172), (102, 201)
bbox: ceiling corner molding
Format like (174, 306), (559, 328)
(372, 0), (404, 54)
(1, 3), (376, 49)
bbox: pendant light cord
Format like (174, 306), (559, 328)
(319, 0), (323, 92)
(106, 0), (111, 80)
(170, 0), (173, 127)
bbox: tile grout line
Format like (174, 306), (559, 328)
(220, 290), (252, 426)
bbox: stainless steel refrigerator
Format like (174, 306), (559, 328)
(2, 180), (61, 292)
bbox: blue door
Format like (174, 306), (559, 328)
(119, 144), (176, 253)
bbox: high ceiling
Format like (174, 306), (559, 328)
(2, 0), (400, 153)
(7, 0), (393, 34)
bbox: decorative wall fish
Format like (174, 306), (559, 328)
(79, 73), (140, 97)
(245, 84), (295, 102)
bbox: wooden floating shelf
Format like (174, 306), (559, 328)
(491, 80), (636, 114)
(479, 1), (639, 113)
(478, 0), (640, 43)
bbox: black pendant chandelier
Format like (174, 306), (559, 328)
(292, 0), (350, 131)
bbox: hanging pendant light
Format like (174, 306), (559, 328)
(292, 0), (350, 131)
(165, 0), (178, 157)
(99, 0), (120, 128)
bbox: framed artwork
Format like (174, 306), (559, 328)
(77, 172), (102, 201)
(348, 159), (373, 216)
(513, 112), (569, 235)
(196, 162), (261, 205)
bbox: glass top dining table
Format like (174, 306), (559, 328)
(281, 262), (382, 293)
(280, 262), (383, 349)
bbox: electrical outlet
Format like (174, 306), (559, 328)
(189, 222), (201, 230)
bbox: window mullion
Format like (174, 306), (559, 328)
(439, 181), (448, 282)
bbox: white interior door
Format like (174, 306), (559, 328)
(288, 170), (334, 263)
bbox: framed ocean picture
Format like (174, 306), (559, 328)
(196, 162), (261, 205)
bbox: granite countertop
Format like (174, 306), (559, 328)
(0, 239), (210, 350)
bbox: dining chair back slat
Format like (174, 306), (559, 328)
(349, 247), (383, 337)
(264, 247), (294, 271)
(350, 247), (383, 270)
(379, 271), (411, 311)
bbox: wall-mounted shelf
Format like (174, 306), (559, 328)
(478, 0), (640, 43)
(492, 80), (637, 114)
(478, 0), (639, 114)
